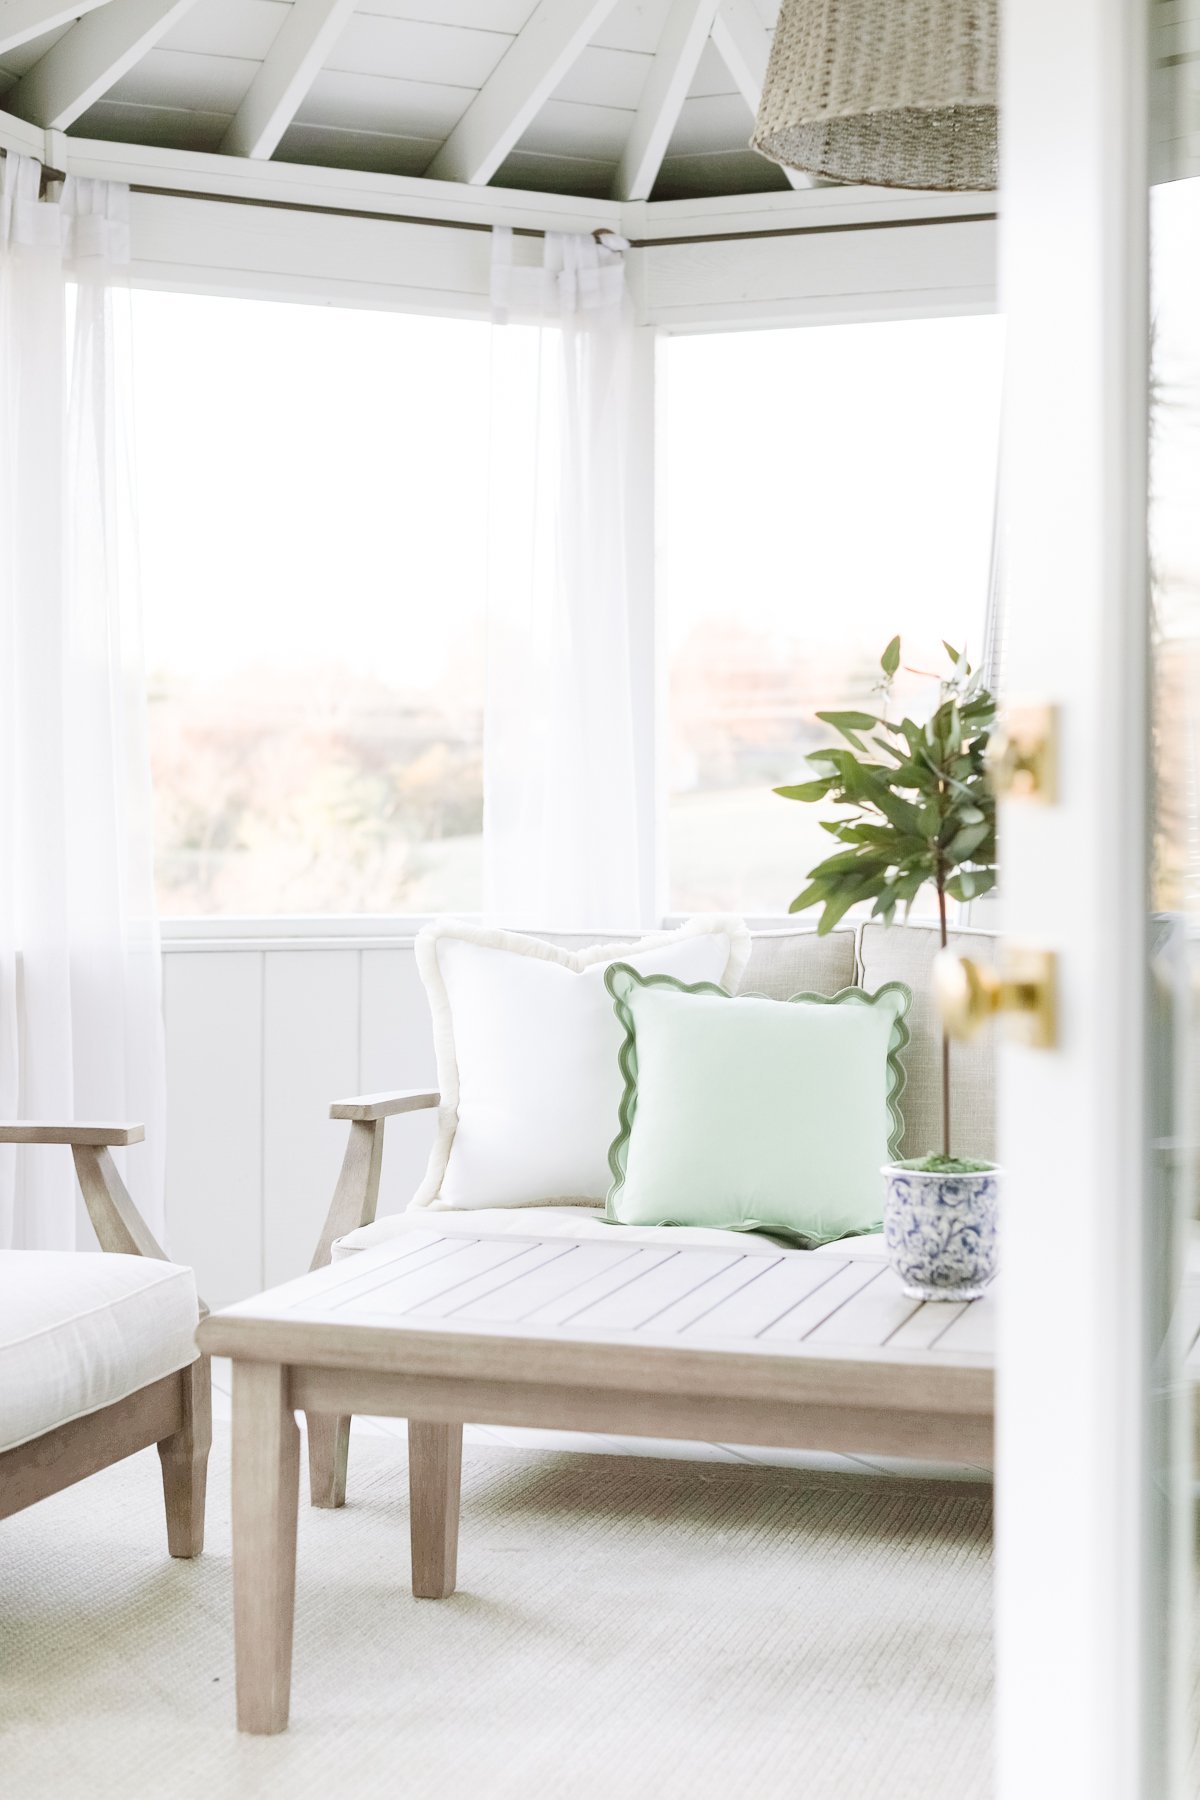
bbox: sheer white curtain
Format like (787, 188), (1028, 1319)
(0, 154), (165, 1249)
(484, 226), (650, 931)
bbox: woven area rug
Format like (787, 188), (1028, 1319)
(0, 1430), (993, 1799)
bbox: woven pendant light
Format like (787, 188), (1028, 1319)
(751, 0), (998, 193)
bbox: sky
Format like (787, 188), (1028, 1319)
(130, 291), (493, 693)
(130, 292), (1004, 706)
(659, 313), (1006, 685)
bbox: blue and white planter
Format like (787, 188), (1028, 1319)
(881, 1160), (1000, 1302)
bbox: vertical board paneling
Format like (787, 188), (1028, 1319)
(163, 951), (264, 1308)
(359, 946), (438, 1218)
(263, 951), (361, 1286)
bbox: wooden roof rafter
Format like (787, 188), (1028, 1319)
(0, 0), (114, 61)
(613, 0), (721, 203)
(424, 0), (621, 188)
(221, 0), (358, 163)
(9, 0), (200, 132)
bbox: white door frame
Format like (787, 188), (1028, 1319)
(996, 2), (1161, 1796)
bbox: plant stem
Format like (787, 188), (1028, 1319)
(936, 874), (950, 1159)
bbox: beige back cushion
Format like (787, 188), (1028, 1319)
(738, 926), (856, 999)
(857, 922), (997, 1162)
(518, 925), (856, 1001)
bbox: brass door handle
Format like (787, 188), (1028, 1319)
(986, 704), (1058, 803)
(933, 946), (1057, 1049)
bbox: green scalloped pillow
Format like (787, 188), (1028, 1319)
(603, 965), (911, 1248)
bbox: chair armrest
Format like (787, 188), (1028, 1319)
(0, 1121), (145, 1146)
(328, 1090), (439, 1122)
(310, 1090), (439, 1269)
(0, 1121), (166, 1263)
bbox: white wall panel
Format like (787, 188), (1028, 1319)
(163, 950), (263, 1308)
(162, 939), (441, 1302)
(636, 216), (997, 327)
(359, 946), (438, 1220)
(262, 949), (361, 1286)
(127, 189), (544, 314)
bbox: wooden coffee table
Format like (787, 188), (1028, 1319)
(198, 1226), (995, 1733)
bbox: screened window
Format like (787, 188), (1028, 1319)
(659, 316), (1005, 917)
(131, 291), (487, 917)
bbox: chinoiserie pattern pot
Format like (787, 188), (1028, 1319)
(881, 1160), (1000, 1302)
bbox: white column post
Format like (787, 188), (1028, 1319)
(997, 2), (1154, 1797)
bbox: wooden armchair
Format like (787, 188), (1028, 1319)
(305, 1091), (438, 1507)
(0, 1123), (210, 1559)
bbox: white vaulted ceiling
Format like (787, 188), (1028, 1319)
(0, 0), (810, 203)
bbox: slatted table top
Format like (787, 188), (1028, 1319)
(200, 1226), (999, 1418)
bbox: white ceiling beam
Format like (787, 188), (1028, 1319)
(9, 0), (201, 131)
(711, 0), (816, 189)
(220, 0), (356, 162)
(424, 0), (620, 187)
(613, 0), (719, 202)
(0, 0), (114, 59)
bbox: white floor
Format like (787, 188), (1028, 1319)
(209, 1358), (990, 1483)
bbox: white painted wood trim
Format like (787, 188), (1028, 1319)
(710, 0), (814, 191)
(623, 182), (994, 240)
(219, 0), (357, 163)
(423, 0), (622, 187)
(57, 133), (623, 236)
(612, 0), (720, 204)
(9, 0), (202, 131)
(0, 0), (113, 59)
(996, 0), (1155, 1795)
(0, 106), (46, 159)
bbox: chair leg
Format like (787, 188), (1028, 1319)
(306, 1412), (350, 1508)
(158, 1354), (211, 1558)
(408, 1420), (462, 1599)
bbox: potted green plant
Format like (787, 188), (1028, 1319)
(775, 637), (1000, 1299)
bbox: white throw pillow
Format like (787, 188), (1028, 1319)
(412, 917), (750, 1210)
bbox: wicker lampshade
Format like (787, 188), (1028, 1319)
(751, 0), (998, 193)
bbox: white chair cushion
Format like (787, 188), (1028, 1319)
(334, 1208), (888, 1261)
(0, 1251), (200, 1454)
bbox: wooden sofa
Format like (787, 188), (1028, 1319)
(302, 920), (1000, 1507)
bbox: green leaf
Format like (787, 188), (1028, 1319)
(881, 635), (901, 678)
(944, 820), (992, 862)
(774, 779), (834, 803)
(787, 881), (827, 915)
(804, 847), (890, 877)
(815, 710), (879, 731)
(944, 868), (998, 905)
(943, 640), (961, 665)
(814, 709), (879, 754)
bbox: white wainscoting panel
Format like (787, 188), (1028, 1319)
(162, 935), (441, 1308)
(163, 950), (265, 1308)
(262, 950), (361, 1288)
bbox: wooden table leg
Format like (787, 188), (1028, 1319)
(305, 1411), (350, 1509)
(408, 1421), (462, 1599)
(232, 1361), (300, 1734)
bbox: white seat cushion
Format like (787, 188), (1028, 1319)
(0, 1251), (200, 1454)
(334, 1207), (888, 1261)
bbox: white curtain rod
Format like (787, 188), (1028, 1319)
(124, 184), (997, 247)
